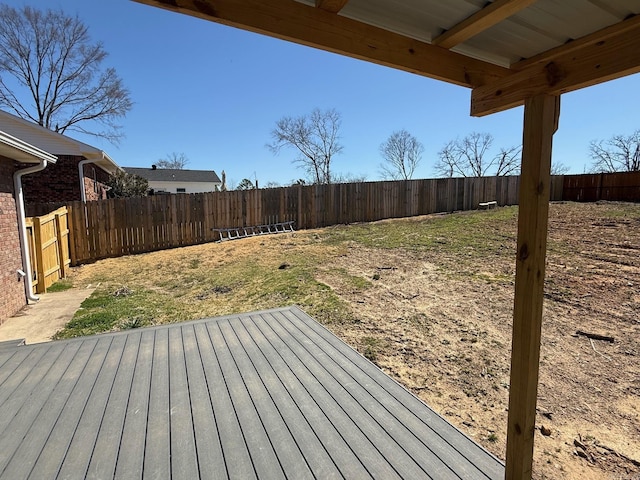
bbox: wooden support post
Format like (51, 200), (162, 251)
(506, 94), (559, 480)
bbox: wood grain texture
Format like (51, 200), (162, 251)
(471, 17), (640, 116)
(61, 176), (571, 264)
(505, 94), (559, 480)
(315, 0), (349, 14)
(134, 0), (508, 88)
(433, 0), (537, 49)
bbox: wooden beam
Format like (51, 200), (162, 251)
(315, 0), (349, 14)
(433, 0), (537, 49)
(511, 14), (640, 71)
(133, 0), (509, 88)
(471, 16), (640, 116)
(505, 94), (559, 480)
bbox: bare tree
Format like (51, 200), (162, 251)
(434, 132), (521, 177)
(379, 129), (424, 180)
(156, 152), (189, 169)
(226, 177), (238, 191)
(0, 5), (132, 143)
(589, 130), (640, 172)
(268, 108), (343, 184)
(459, 132), (492, 177)
(433, 139), (460, 178)
(551, 161), (570, 175)
(494, 145), (521, 176)
(332, 172), (368, 183)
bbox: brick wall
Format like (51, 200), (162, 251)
(83, 163), (110, 201)
(21, 155), (110, 203)
(0, 156), (27, 323)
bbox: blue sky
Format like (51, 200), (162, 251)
(6, 0), (640, 186)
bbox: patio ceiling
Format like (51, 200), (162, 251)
(135, 0), (640, 116)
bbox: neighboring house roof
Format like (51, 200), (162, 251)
(123, 167), (222, 184)
(0, 130), (57, 165)
(0, 110), (118, 174)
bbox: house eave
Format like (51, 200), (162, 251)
(0, 130), (57, 164)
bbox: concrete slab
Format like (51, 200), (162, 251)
(0, 287), (94, 344)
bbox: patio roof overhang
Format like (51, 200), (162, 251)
(135, 0), (640, 115)
(131, 1), (640, 478)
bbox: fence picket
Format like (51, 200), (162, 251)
(24, 207), (70, 293)
(42, 173), (640, 265)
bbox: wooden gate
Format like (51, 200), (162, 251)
(24, 207), (71, 293)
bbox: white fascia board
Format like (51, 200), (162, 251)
(0, 130), (57, 164)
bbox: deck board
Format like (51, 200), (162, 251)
(236, 315), (342, 479)
(244, 314), (371, 479)
(0, 306), (504, 479)
(270, 310), (439, 479)
(280, 308), (505, 478)
(26, 336), (116, 479)
(293, 309), (505, 477)
(168, 326), (199, 479)
(144, 328), (171, 480)
(207, 320), (285, 479)
(61, 333), (135, 480)
(81, 331), (141, 479)
(0, 344), (59, 409)
(181, 324), (227, 479)
(275, 310), (456, 477)
(220, 319), (315, 480)
(114, 329), (154, 479)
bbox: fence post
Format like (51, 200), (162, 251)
(67, 203), (80, 266)
(598, 173), (604, 201)
(32, 216), (46, 294)
(54, 208), (68, 278)
(297, 185), (302, 228)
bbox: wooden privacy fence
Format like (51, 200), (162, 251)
(65, 175), (566, 265)
(25, 207), (71, 293)
(562, 171), (640, 202)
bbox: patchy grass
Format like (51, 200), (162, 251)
(324, 267), (373, 290)
(56, 241), (354, 338)
(57, 207), (519, 339)
(362, 336), (382, 362)
(53, 286), (177, 339)
(320, 206), (518, 256)
(47, 278), (74, 292)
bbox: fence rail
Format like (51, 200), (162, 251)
(61, 175), (565, 265)
(25, 171), (640, 267)
(562, 171), (640, 202)
(25, 207), (71, 293)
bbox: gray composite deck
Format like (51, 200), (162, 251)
(0, 306), (504, 479)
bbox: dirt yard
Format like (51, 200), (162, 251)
(67, 201), (640, 479)
(320, 203), (640, 480)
